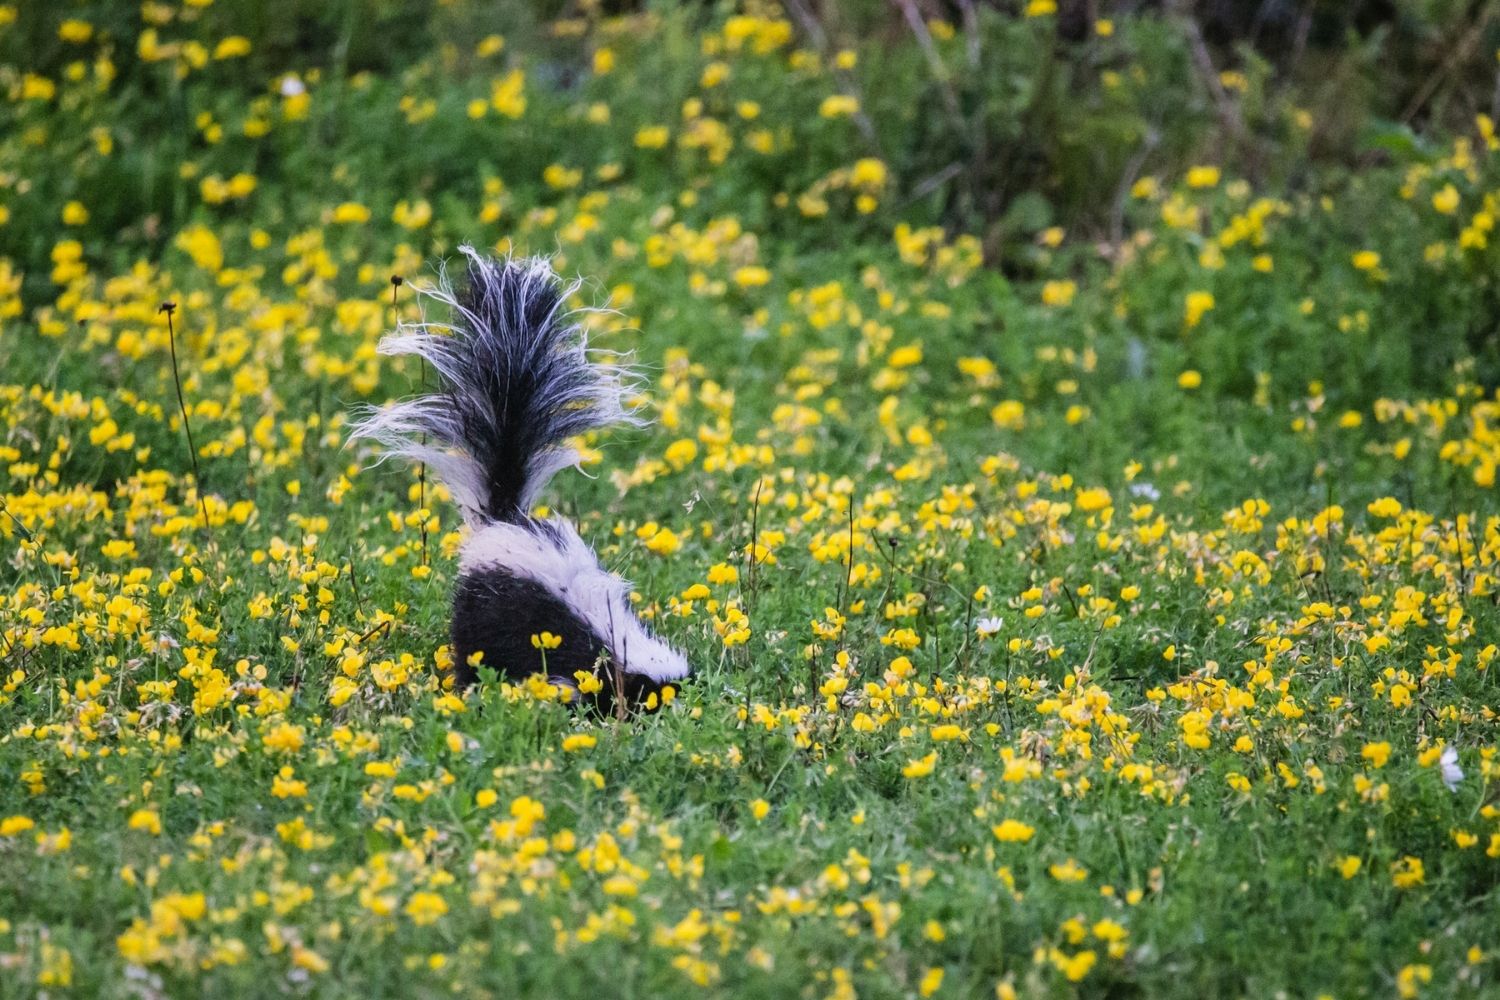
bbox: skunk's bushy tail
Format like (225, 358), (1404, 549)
(352, 247), (639, 524)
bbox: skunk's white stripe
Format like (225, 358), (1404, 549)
(459, 519), (690, 683)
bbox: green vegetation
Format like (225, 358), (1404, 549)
(2, 2), (1499, 997)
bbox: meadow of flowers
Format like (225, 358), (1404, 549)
(2, 2), (1500, 997)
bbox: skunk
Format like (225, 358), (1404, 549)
(352, 246), (690, 705)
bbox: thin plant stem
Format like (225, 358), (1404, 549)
(393, 274), (429, 567)
(160, 301), (212, 535)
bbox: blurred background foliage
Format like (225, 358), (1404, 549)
(1, 0), (1498, 403)
(5, 0), (1496, 262)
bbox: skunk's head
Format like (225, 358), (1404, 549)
(614, 623), (691, 685)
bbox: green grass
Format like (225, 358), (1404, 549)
(2, 4), (1500, 998)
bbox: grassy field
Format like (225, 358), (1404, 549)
(3, 3), (1500, 997)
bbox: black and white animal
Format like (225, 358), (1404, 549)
(352, 246), (690, 705)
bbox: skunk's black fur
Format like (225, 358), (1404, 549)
(352, 247), (690, 701)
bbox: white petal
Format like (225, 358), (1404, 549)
(1439, 746), (1463, 792)
(975, 616), (1005, 636)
